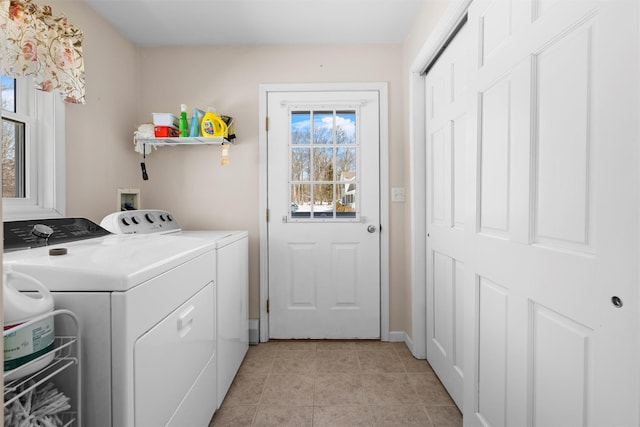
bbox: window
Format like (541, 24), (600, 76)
(289, 108), (358, 220)
(1, 76), (65, 220)
(2, 76), (26, 198)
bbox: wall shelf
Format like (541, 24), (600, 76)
(138, 136), (230, 146)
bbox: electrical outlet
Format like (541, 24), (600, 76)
(391, 187), (405, 203)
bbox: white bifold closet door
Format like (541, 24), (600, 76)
(424, 18), (471, 410)
(461, 1), (640, 426)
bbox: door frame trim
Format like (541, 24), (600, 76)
(409, 0), (471, 358)
(258, 82), (390, 342)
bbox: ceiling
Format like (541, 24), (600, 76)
(83, 0), (425, 46)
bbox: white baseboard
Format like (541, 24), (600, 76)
(389, 331), (424, 359)
(251, 327), (420, 355)
(388, 331), (406, 342)
(249, 319), (259, 345)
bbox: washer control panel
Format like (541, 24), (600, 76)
(100, 209), (181, 234)
(4, 217), (111, 252)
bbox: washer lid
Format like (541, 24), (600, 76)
(3, 233), (216, 292)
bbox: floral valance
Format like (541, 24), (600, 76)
(0, 0), (85, 104)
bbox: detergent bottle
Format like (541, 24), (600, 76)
(200, 108), (228, 138)
(3, 269), (55, 380)
(179, 104), (189, 137)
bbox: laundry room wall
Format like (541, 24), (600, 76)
(30, 0), (415, 339)
(38, 0), (142, 218)
(136, 45), (408, 333)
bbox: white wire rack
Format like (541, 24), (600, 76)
(4, 309), (81, 427)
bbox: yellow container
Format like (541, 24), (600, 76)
(201, 108), (227, 138)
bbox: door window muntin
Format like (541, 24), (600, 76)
(288, 106), (360, 222)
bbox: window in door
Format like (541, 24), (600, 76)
(289, 108), (358, 221)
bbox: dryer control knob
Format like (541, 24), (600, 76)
(145, 213), (155, 223)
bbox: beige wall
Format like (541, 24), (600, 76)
(45, 0), (141, 219)
(404, 1), (451, 68)
(136, 45), (405, 327)
(44, 0), (451, 339)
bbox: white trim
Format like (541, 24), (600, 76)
(388, 330), (407, 343)
(258, 82), (390, 343)
(409, 0), (471, 359)
(248, 319), (260, 345)
(379, 84), (390, 342)
(389, 330), (414, 353)
(409, 72), (428, 359)
(410, 0), (473, 74)
(258, 86), (269, 342)
(2, 86), (66, 220)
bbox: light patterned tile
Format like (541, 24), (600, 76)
(353, 340), (394, 351)
(316, 341), (359, 351)
(221, 340), (464, 427)
(247, 342), (278, 358)
(399, 355), (435, 373)
(238, 354), (274, 375)
(314, 373), (366, 405)
(275, 350), (317, 359)
(394, 345), (415, 359)
(389, 341), (410, 351)
(253, 406), (313, 426)
(369, 405), (434, 427)
(361, 373), (420, 405)
(357, 350), (405, 373)
(221, 374), (267, 407)
(426, 405), (463, 427)
(274, 341), (318, 351)
(407, 373), (457, 406)
(208, 405), (256, 426)
(313, 405), (373, 427)
(272, 356), (317, 374)
(314, 350), (360, 373)
(315, 350), (357, 359)
(260, 374), (314, 406)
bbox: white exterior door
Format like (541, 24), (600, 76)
(463, 1), (640, 426)
(424, 20), (470, 410)
(267, 89), (381, 339)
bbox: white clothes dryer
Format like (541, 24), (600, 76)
(100, 210), (249, 409)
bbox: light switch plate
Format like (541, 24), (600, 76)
(391, 187), (405, 203)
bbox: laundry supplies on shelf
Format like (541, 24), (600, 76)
(201, 108), (227, 138)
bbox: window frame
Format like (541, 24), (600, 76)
(287, 106), (361, 222)
(1, 77), (66, 220)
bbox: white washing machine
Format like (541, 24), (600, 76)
(100, 210), (249, 409)
(3, 216), (222, 426)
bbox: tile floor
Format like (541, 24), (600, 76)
(209, 340), (462, 426)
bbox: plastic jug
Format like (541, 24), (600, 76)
(3, 270), (55, 380)
(200, 108), (228, 138)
